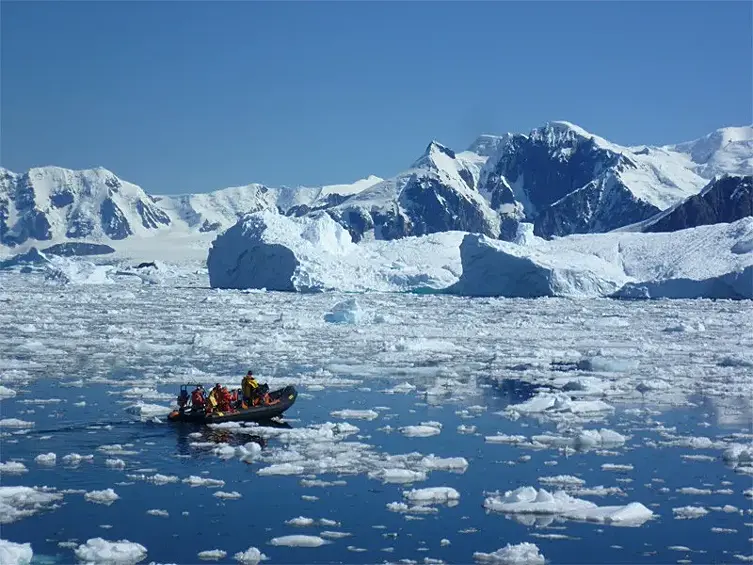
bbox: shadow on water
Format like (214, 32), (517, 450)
(170, 418), (292, 456)
(481, 376), (540, 410)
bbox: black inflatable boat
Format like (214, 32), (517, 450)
(168, 385), (297, 424)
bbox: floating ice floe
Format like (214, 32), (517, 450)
(198, 549), (227, 560)
(74, 538), (147, 564)
(123, 402), (171, 421)
(84, 488), (120, 505)
(34, 453), (56, 466)
(214, 491), (242, 500)
(0, 539), (33, 565)
(473, 542), (546, 564)
(182, 476), (225, 487)
(0, 386), (17, 399)
(233, 547), (268, 564)
(403, 487), (460, 505)
(0, 486), (63, 524)
(399, 422), (442, 437)
(127, 473), (178, 485)
(0, 419), (34, 429)
(483, 486), (653, 526)
(330, 409), (379, 420)
(368, 469), (427, 484)
(268, 535), (328, 547)
(673, 506), (709, 519)
(505, 392), (614, 421)
(62, 453), (94, 466)
(0, 462), (28, 475)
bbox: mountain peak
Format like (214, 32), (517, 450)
(466, 134), (511, 158)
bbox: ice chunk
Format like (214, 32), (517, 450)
(0, 386), (17, 399)
(330, 409), (378, 420)
(198, 549), (227, 560)
(105, 459), (127, 469)
(673, 506), (709, 519)
(268, 535), (328, 547)
(0, 462), (28, 475)
(324, 298), (363, 324)
(74, 538), (147, 564)
(369, 469), (427, 484)
(84, 489), (120, 505)
(0, 419), (34, 429)
(182, 476), (224, 487)
(213, 491), (242, 500)
(400, 423), (442, 437)
(473, 542), (546, 564)
(403, 487), (460, 504)
(538, 475), (585, 487)
(233, 547), (268, 564)
(483, 486), (653, 526)
(286, 516), (315, 527)
(418, 455), (469, 472)
(0, 539), (33, 565)
(34, 453), (56, 466)
(0, 486), (63, 524)
(62, 453), (94, 465)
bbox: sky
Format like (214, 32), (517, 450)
(1, 1), (751, 194)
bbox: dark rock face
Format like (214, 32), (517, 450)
(136, 200), (171, 229)
(42, 242), (116, 256)
(100, 197), (132, 240)
(534, 176), (659, 237)
(642, 175), (752, 233)
(199, 219), (222, 233)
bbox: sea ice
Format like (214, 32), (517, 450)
(233, 547), (268, 564)
(473, 542), (546, 564)
(268, 535), (328, 547)
(0, 539), (33, 565)
(84, 488), (120, 505)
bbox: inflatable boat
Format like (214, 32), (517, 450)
(168, 385), (297, 424)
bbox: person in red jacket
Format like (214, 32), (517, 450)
(190, 385), (206, 412)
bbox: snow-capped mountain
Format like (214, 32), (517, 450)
(0, 166), (382, 249)
(477, 121), (723, 238)
(1, 122), (750, 254)
(0, 166), (172, 247)
(324, 140), (501, 242)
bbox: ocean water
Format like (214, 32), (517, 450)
(1, 276), (752, 564)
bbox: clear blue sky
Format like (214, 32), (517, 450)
(2, 1), (751, 194)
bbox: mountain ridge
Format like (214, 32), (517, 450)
(2, 122), (751, 252)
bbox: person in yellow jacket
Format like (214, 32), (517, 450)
(241, 370), (259, 407)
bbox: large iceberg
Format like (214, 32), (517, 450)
(207, 210), (464, 292)
(447, 218), (753, 299)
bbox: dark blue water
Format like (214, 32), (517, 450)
(1, 378), (751, 564)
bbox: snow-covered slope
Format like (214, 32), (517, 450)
(617, 174), (752, 233)
(447, 219), (753, 299)
(207, 210), (464, 292)
(667, 126), (753, 179)
(325, 141), (500, 242)
(0, 167), (172, 247)
(477, 121), (719, 238)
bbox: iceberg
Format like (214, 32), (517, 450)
(207, 210), (463, 292)
(448, 218), (753, 299)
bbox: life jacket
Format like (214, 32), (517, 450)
(242, 376), (259, 398)
(191, 390), (205, 407)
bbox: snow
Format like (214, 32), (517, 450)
(74, 538), (147, 564)
(207, 210), (464, 292)
(473, 542), (546, 564)
(0, 539), (33, 565)
(449, 218), (753, 299)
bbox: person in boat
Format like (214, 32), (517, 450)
(207, 383), (223, 414)
(216, 386), (234, 412)
(241, 370), (260, 408)
(190, 385), (206, 412)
